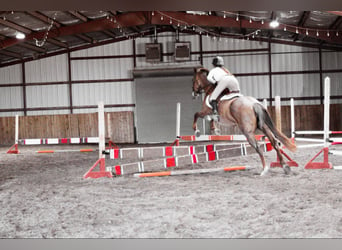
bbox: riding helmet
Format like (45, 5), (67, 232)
(212, 56), (224, 67)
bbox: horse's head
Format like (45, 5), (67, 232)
(192, 67), (209, 98)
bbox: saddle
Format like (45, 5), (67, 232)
(205, 93), (243, 109)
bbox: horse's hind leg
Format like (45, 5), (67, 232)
(262, 126), (291, 175)
(243, 131), (267, 175)
(210, 120), (221, 135)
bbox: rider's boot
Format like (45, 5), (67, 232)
(209, 100), (219, 121)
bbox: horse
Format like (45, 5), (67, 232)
(192, 67), (297, 176)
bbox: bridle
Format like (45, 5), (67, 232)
(192, 68), (211, 98)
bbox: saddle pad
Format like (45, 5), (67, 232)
(205, 93), (243, 109)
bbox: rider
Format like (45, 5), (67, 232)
(207, 56), (241, 120)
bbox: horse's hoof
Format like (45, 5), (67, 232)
(283, 165), (291, 175)
(195, 130), (201, 137)
(214, 129), (221, 135)
(260, 166), (270, 176)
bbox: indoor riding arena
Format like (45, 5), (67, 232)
(1, 11), (342, 239)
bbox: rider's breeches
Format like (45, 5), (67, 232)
(209, 75), (240, 101)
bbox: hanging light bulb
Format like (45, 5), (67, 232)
(161, 15), (163, 21)
(261, 20), (264, 24)
(236, 15), (239, 21)
(169, 19), (172, 24)
(270, 20), (279, 28)
(249, 18), (252, 23)
(16, 32), (25, 39)
(316, 30), (319, 36)
(152, 11), (154, 16)
(306, 29), (309, 35)
(284, 25), (287, 31)
(223, 13), (226, 18)
(336, 31), (339, 37)
(327, 31), (330, 37)
(296, 27), (299, 34)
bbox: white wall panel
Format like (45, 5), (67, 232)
(322, 51), (342, 70)
(272, 52), (319, 72)
(0, 64), (22, 84)
(71, 58), (133, 80)
(25, 54), (68, 83)
(237, 75), (270, 99)
(0, 87), (23, 109)
(71, 39), (133, 57)
(26, 85), (69, 108)
(27, 109), (70, 116)
(72, 81), (134, 106)
(271, 43), (317, 53)
(272, 74), (321, 105)
(323, 73), (342, 104)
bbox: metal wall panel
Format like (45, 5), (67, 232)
(271, 43), (317, 53)
(25, 54), (68, 83)
(27, 109), (71, 116)
(72, 81), (134, 106)
(323, 73), (342, 104)
(272, 74), (321, 105)
(321, 51), (342, 70)
(0, 87), (23, 117)
(71, 58), (133, 80)
(271, 51), (320, 72)
(0, 64), (22, 84)
(71, 39), (133, 57)
(202, 37), (268, 51)
(237, 75), (270, 99)
(26, 84), (69, 108)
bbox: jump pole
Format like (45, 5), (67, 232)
(7, 114), (19, 154)
(83, 101), (113, 179)
(275, 96), (281, 132)
(171, 102), (181, 146)
(133, 165), (254, 178)
(304, 77), (332, 169)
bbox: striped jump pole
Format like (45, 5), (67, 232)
(133, 165), (254, 178)
(36, 149), (98, 154)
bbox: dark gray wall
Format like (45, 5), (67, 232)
(135, 74), (204, 143)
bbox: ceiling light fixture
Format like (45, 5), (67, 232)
(16, 32), (25, 39)
(269, 20), (279, 28)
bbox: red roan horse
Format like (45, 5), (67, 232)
(192, 67), (296, 176)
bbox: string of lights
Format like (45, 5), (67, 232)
(155, 11), (340, 39)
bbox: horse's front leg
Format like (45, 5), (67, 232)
(193, 110), (209, 137)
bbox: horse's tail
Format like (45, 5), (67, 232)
(253, 103), (297, 152)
